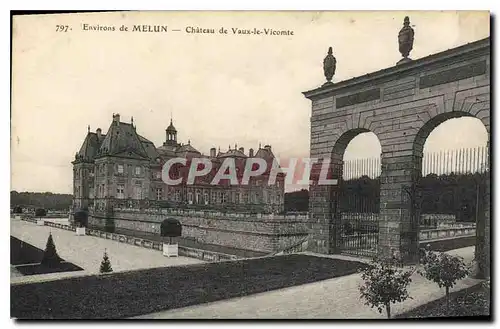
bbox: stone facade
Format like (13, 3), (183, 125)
(72, 114), (285, 216)
(303, 38), (490, 264)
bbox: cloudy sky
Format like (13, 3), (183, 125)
(11, 11), (490, 193)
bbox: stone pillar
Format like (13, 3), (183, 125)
(307, 157), (342, 254)
(378, 151), (422, 264)
(475, 141), (490, 279)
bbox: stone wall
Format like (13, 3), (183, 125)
(89, 208), (309, 254)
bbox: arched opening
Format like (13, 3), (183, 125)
(330, 130), (382, 257)
(413, 113), (489, 274)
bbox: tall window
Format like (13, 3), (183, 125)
(196, 191), (201, 204)
(204, 191), (209, 204)
(117, 184), (125, 199)
(175, 190), (181, 201)
(188, 192), (193, 203)
(221, 192), (227, 204)
(117, 164), (124, 174)
(235, 193), (240, 204)
(135, 166), (141, 175)
(212, 191), (217, 204)
(156, 188), (162, 201)
(101, 184), (105, 197)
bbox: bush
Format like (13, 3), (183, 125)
(41, 233), (62, 266)
(35, 208), (47, 217)
(13, 206), (23, 214)
(359, 256), (415, 319)
(419, 248), (470, 311)
(100, 250), (113, 273)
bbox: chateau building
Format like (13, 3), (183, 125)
(72, 113), (285, 214)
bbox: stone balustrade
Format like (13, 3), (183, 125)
(420, 226), (476, 241)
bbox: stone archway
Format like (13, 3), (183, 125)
(303, 37), (490, 270)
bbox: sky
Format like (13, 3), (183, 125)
(11, 11), (490, 194)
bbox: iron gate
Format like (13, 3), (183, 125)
(330, 174), (380, 258)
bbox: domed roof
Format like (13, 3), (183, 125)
(166, 119), (177, 133)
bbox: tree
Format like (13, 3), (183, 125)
(100, 250), (113, 273)
(359, 256), (414, 319)
(13, 206), (23, 214)
(41, 233), (62, 266)
(419, 248), (470, 312)
(35, 208), (47, 217)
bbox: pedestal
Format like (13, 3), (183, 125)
(36, 219), (45, 226)
(163, 243), (178, 257)
(76, 227), (86, 236)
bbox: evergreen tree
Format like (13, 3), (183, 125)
(100, 249), (113, 273)
(41, 233), (62, 266)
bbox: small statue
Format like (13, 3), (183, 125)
(323, 47), (336, 84)
(398, 16), (414, 63)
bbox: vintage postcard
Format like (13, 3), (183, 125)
(10, 10), (491, 320)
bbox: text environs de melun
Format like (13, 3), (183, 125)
(81, 24), (169, 32)
(186, 26), (294, 36)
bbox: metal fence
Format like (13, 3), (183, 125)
(342, 146), (489, 179)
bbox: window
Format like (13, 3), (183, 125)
(118, 164), (124, 174)
(235, 193), (240, 204)
(117, 184), (125, 199)
(243, 192), (248, 203)
(196, 191), (201, 204)
(212, 191), (217, 204)
(256, 180), (261, 186)
(204, 191), (209, 204)
(155, 171), (162, 179)
(221, 192), (227, 204)
(101, 184), (105, 197)
(276, 194), (281, 204)
(217, 191), (222, 204)
(175, 190), (181, 201)
(135, 166), (141, 175)
(188, 192), (193, 204)
(156, 188), (162, 201)
(255, 192), (260, 203)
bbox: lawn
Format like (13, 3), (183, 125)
(397, 282), (491, 319)
(11, 254), (366, 319)
(10, 236), (83, 275)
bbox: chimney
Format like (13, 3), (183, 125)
(96, 128), (102, 139)
(249, 148), (254, 157)
(113, 113), (120, 125)
(239, 147), (244, 154)
(210, 147), (216, 158)
(264, 145), (271, 151)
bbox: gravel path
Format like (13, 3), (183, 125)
(10, 218), (202, 284)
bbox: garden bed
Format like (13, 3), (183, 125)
(10, 236), (83, 275)
(11, 254), (366, 319)
(397, 282), (490, 319)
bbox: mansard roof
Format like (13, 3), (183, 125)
(218, 149), (248, 159)
(75, 132), (106, 162)
(98, 121), (149, 159)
